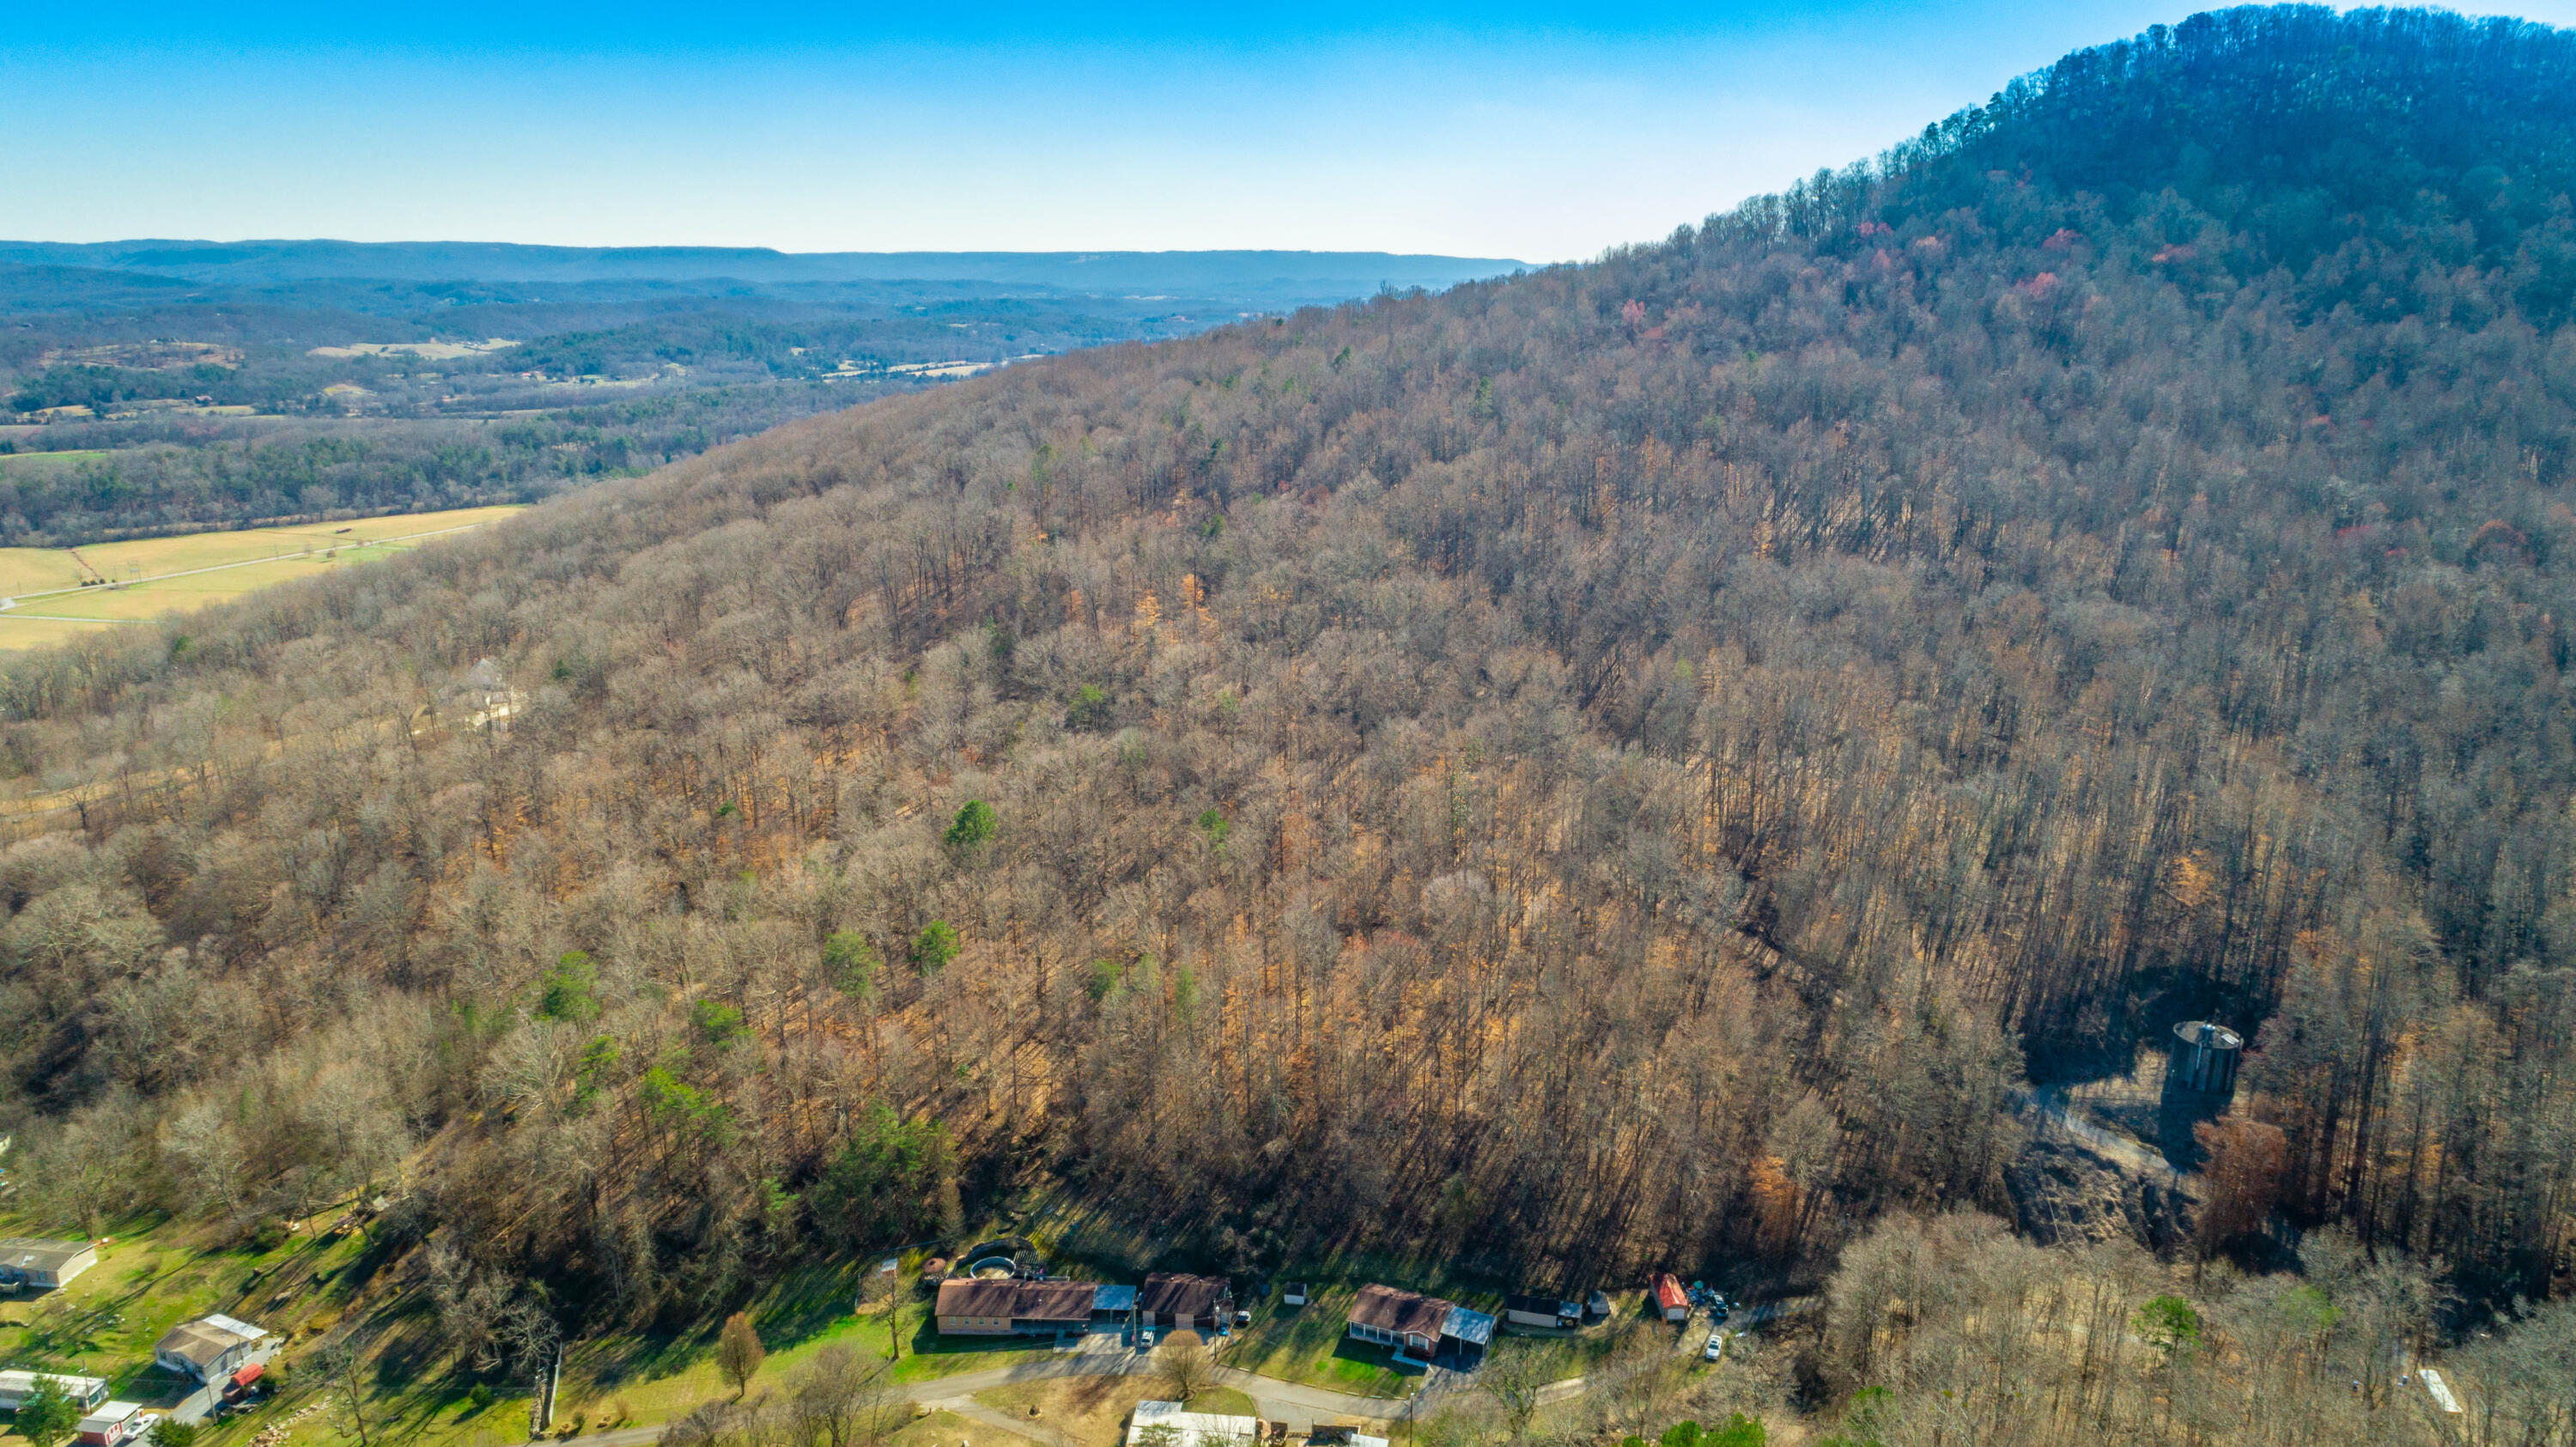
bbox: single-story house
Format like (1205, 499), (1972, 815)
(1139, 1274), (1235, 1335)
(1651, 1274), (1688, 1322)
(935, 1278), (1102, 1336)
(1502, 1293), (1579, 1329)
(155, 1313), (268, 1380)
(1346, 1285), (1494, 1368)
(0, 1238), (98, 1291)
(1126, 1400), (1260, 1447)
(0, 1372), (108, 1412)
(73, 1402), (143, 1447)
(1347, 1285), (1452, 1365)
(1280, 1283), (1309, 1306)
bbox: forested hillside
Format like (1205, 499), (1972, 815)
(0, 1), (2569, 1383)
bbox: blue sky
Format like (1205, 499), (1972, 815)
(8, 2), (2574, 262)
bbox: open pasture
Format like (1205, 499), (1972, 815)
(0, 504), (524, 651)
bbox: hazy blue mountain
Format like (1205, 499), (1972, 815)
(0, 240), (1530, 305)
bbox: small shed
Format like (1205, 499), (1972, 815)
(1652, 1274), (1688, 1322)
(1281, 1282), (1309, 1306)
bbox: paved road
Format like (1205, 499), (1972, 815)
(1208, 1363), (1410, 1427)
(539, 1303), (1842, 1447)
(169, 1342), (280, 1425)
(575, 1344), (1424, 1447)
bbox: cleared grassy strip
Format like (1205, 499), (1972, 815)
(0, 506), (525, 651)
(0, 549), (96, 595)
(70, 504), (526, 582)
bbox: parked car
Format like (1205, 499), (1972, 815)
(1704, 1330), (1726, 1362)
(1140, 1328), (1156, 1349)
(1234, 1310), (1252, 1327)
(1587, 1290), (1613, 1320)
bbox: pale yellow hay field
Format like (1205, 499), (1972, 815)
(0, 505), (524, 653)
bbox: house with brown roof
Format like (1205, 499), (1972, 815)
(1346, 1285), (1450, 1365)
(1138, 1273), (1234, 1335)
(155, 1314), (267, 1381)
(935, 1278), (1105, 1336)
(1345, 1285), (1492, 1369)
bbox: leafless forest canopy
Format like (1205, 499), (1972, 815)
(0, 4), (2572, 1412)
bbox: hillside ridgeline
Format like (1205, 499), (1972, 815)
(0, 7), (2568, 1420)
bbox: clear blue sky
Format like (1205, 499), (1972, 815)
(7, 1), (2573, 263)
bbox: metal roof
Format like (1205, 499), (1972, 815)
(1124, 1401), (1260, 1447)
(0, 1238), (91, 1274)
(1442, 1304), (1497, 1346)
(76, 1403), (141, 1431)
(0, 1371), (106, 1395)
(1093, 1285), (1139, 1313)
(155, 1318), (260, 1370)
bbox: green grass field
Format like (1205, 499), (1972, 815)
(0, 1217), (1056, 1447)
(0, 1207), (380, 1442)
(1215, 1286), (1414, 1398)
(0, 451), (111, 471)
(0, 506), (525, 654)
(0, 1191), (1643, 1447)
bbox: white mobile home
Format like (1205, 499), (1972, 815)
(0, 1238), (98, 1291)
(0, 1372), (110, 1412)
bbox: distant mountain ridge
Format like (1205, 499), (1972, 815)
(0, 240), (1532, 305)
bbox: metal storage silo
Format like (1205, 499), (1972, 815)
(2169, 1020), (2244, 1097)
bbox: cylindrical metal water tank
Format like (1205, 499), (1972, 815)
(2169, 1020), (2244, 1096)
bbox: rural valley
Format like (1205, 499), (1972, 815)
(0, 8), (2573, 1447)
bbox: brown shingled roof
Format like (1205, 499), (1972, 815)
(1139, 1273), (1232, 1320)
(1017, 1280), (1098, 1319)
(1349, 1284), (1450, 1341)
(937, 1278), (1024, 1318)
(936, 1277), (1100, 1322)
